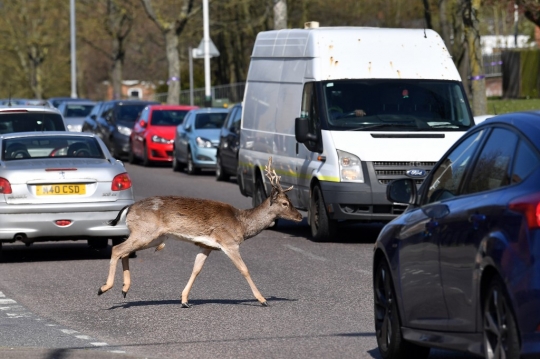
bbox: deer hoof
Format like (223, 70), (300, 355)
(181, 302), (192, 308)
(97, 286), (107, 296)
(261, 301), (269, 307)
(122, 290), (127, 298)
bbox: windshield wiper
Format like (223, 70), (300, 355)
(350, 123), (418, 131)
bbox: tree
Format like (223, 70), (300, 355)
(79, 0), (136, 100)
(0, 0), (68, 99)
(140, 0), (201, 104)
(463, 0), (487, 115)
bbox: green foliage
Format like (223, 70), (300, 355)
(487, 98), (540, 114)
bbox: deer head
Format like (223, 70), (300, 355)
(264, 157), (302, 222)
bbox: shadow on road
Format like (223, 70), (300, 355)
(0, 242), (111, 263)
(270, 218), (386, 245)
(107, 295), (297, 310)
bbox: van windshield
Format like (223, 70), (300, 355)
(323, 80), (474, 131)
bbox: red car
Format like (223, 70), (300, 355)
(129, 104), (198, 166)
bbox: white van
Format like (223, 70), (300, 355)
(237, 24), (475, 241)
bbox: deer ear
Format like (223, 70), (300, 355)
(270, 188), (279, 205)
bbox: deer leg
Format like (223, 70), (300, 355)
(181, 248), (212, 308)
(98, 236), (141, 296)
(223, 247), (268, 306)
(121, 256), (130, 298)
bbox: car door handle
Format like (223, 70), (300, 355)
(469, 213), (486, 230)
(424, 220), (439, 237)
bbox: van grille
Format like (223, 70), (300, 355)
(372, 161), (436, 186)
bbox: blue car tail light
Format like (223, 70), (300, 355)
(509, 193), (540, 229)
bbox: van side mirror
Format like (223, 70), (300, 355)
(386, 178), (417, 205)
(295, 117), (317, 143)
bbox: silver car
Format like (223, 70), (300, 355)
(56, 100), (97, 132)
(0, 106), (67, 133)
(0, 131), (134, 253)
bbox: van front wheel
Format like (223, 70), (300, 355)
(309, 185), (337, 241)
(252, 175), (266, 207)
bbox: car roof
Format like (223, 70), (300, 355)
(475, 110), (540, 141)
(0, 131), (97, 140)
(189, 107), (230, 113)
(0, 106), (61, 114)
(147, 104), (198, 110)
(106, 100), (160, 106)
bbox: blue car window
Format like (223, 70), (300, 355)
(511, 140), (540, 184)
(465, 128), (518, 194)
(426, 129), (485, 203)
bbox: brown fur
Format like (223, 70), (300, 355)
(98, 158), (303, 307)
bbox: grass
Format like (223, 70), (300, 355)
(486, 98), (540, 115)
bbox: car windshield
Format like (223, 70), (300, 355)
(64, 104), (94, 118)
(0, 112), (65, 133)
(151, 110), (190, 126)
(116, 104), (148, 123)
(194, 113), (227, 129)
(2, 136), (105, 161)
(323, 79), (474, 131)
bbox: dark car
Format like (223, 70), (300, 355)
(81, 101), (104, 134)
(216, 103), (242, 181)
(372, 111), (540, 359)
(87, 100), (159, 159)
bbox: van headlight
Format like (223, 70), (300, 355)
(337, 150), (364, 183)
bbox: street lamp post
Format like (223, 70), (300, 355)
(70, 0), (78, 98)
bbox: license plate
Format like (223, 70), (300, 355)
(36, 184), (86, 196)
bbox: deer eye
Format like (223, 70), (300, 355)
(282, 201), (288, 207)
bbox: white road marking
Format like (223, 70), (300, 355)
(91, 342), (108, 346)
(75, 335), (92, 340)
(60, 329), (79, 334)
(0, 292), (5, 297)
(284, 244), (327, 261)
(0, 299), (16, 304)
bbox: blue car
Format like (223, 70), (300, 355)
(373, 111), (540, 359)
(172, 108), (229, 175)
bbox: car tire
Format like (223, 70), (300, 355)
(374, 260), (430, 359)
(142, 143), (151, 167)
(215, 155), (230, 181)
(128, 146), (138, 164)
(88, 238), (109, 250)
(186, 149), (200, 175)
(483, 276), (520, 359)
(308, 185), (337, 241)
(172, 151), (184, 172)
(252, 174), (267, 208)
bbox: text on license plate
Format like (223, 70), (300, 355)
(36, 184), (86, 196)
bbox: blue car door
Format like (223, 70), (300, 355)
(435, 127), (519, 332)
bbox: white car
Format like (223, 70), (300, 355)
(0, 131), (134, 253)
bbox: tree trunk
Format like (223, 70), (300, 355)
(463, 0), (486, 116)
(111, 37), (123, 100)
(165, 29), (180, 104)
(273, 0), (287, 30)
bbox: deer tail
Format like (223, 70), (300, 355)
(107, 205), (131, 226)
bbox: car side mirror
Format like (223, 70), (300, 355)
(295, 117), (317, 143)
(139, 120), (147, 128)
(386, 178), (417, 205)
(90, 114), (97, 120)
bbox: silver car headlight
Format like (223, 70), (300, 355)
(337, 150), (364, 183)
(152, 135), (173, 144)
(196, 136), (213, 148)
(117, 125), (132, 136)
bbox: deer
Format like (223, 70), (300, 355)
(97, 157), (303, 307)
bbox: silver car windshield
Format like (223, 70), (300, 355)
(324, 80), (474, 131)
(2, 136), (105, 161)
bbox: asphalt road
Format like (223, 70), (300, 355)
(0, 163), (475, 359)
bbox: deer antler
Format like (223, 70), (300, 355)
(265, 157), (293, 193)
